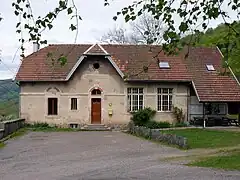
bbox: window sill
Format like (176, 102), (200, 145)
(46, 115), (59, 118)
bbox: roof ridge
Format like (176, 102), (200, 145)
(48, 43), (162, 47)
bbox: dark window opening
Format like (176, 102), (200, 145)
(48, 98), (58, 115)
(71, 98), (78, 110)
(91, 89), (101, 95)
(93, 63), (100, 69)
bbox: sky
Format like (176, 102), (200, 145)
(0, 0), (238, 80)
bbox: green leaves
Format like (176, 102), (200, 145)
(70, 24), (77, 31)
(67, 7), (73, 15)
(179, 22), (188, 32)
(58, 56), (67, 66)
(13, 0), (82, 57)
(112, 0), (240, 55)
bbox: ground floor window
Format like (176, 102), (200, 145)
(127, 88), (144, 112)
(71, 98), (78, 110)
(48, 98), (58, 115)
(157, 88), (173, 111)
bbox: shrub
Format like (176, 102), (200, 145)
(131, 107), (156, 126)
(0, 114), (18, 121)
(25, 122), (51, 128)
(173, 106), (185, 123)
(174, 122), (188, 127)
(145, 121), (171, 129)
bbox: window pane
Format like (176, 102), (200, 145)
(127, 88), (131, 94)
(162, 106), (168, 111)
(48, 98), (58, 115)
(157, 88), (161, 94)
(127, 95), (131, 111)
(157, 95), (161, 111)
(169, 95), (172, 111)
(169, 88), (173, 94)
(132, 88), (138, 94)
(162, 95), (168, 101)
(71, 98), (77, 110)
(139, 88), (143, 94)
(162, 88), (168, 94)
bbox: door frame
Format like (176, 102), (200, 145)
(91, 98), (102, 124)
(88, 86), (104, 124)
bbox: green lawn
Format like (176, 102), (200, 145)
(163, 128), (240, 149)
(189, 150), (240, 170)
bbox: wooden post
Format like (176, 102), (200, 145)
(203, 102), (206, 128)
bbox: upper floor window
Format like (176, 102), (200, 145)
(48, 98), (58, 115)
(157, 88), (173, 112)
(127, 88), (144, 112)
(71, 98), (78, 110)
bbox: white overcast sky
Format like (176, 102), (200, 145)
(0, 0), (237, 80)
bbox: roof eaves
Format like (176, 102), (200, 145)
(191, 81), (201, 102)
(126, 79), (191, 83)
(65, 55), (86, 81)
(97, 43), (109, 54)
(83, 43), (96, 54)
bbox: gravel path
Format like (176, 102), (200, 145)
(0, 131), (239, 180)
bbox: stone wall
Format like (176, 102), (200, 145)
(127, 121), (188, 149)
(0, 119), (25, 140)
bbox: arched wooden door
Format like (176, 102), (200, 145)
(91, 98), (101, 124)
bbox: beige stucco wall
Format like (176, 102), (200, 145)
(20, 56), (189, 127)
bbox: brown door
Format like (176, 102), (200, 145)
(91, 98), (101, 124)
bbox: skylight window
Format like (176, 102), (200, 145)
(206, 64), (215, 71)
(159, 62), (170, 68)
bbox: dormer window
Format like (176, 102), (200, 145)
(159, 62), (170, 69)
(206, 64), (215, 71)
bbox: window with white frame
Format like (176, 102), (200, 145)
(127, 88), (144, 112)
(157, 88), (173, 111)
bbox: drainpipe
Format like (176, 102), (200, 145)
(203, 102), (206, 128)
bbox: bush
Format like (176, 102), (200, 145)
(173, 106), (185, 123)
(174, 122), (188, 127)
(0, 114), (18, 122)
(25, 122), (51, 128)
(145, 121), (171, 129)
(131, 107), (156, 126)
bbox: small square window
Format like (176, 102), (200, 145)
(159, 62), (170, 68)
(206, 64), (215, 71)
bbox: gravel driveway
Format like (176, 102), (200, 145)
(0, 131), (239, 180)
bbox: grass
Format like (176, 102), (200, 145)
(163, 128), (240, 149)
(29, 127), (79, 132)
(189, 150), (240, 170)
(0, 142), (5, 149)
(25, 122), (81, 132)
(7, 128), (27, 139)
(0, 128), (27, 149)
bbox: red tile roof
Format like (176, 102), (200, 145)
(184, 47), (240, 102)
(15, 44), (240, 102)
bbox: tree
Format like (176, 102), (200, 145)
(101, 13), (165, 44)
(111, 0), (240, 55)
(101, 26), (130, 44)
(1, 0), (240, 64)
